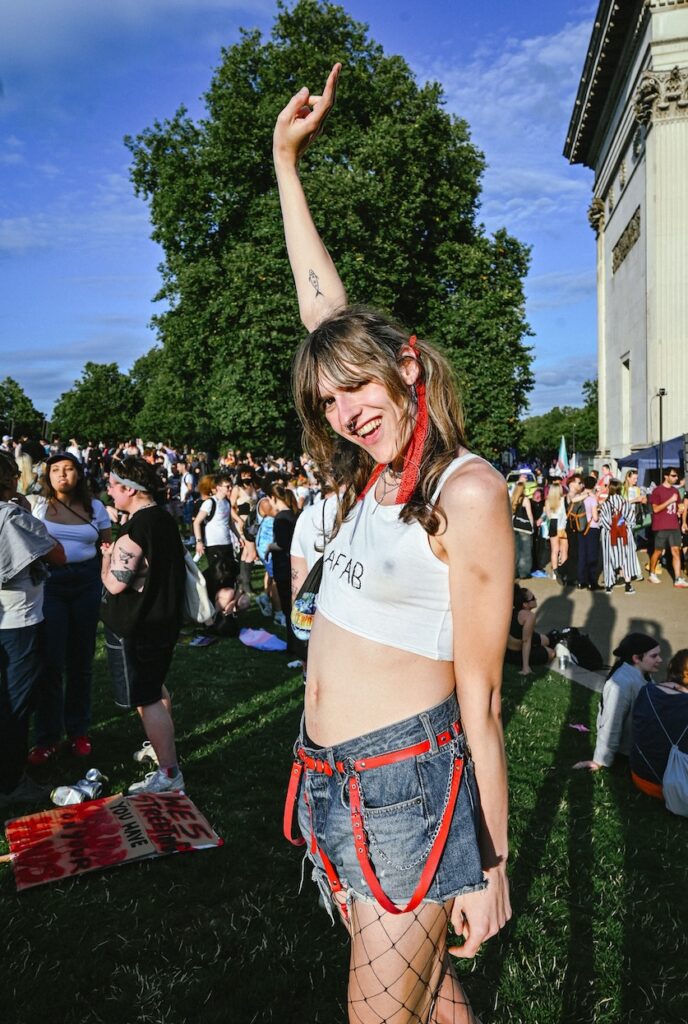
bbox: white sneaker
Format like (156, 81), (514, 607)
(133, 740), (159, 765)
(127, 768), (185, 794)
(273, 610), (287, 627)
(647, 573), (661, 584)
(674, 577), (688, 588)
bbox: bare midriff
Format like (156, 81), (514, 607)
(304, 614), (456, 747)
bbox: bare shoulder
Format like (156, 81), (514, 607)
(438, 457), (508, 516)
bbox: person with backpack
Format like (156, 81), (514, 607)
(631, 649), (688, 812)
(193, 471), (240, 577)
(574, 633), (662, 771)
(598, 478), (641, 594)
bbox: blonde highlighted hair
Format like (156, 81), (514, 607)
(291, 307), (468, 538)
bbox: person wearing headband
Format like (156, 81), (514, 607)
(100, 457), (185, 794)
(574, 633), (663, 771)
(274, 65), (511, 1022)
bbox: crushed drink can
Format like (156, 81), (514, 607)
(51, 768), (109, 806)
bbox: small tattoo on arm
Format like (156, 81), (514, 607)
(308, 269), (323, 298)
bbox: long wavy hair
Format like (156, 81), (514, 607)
(291, 307), (467, 538)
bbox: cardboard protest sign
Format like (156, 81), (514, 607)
(3, 791), (223, 891)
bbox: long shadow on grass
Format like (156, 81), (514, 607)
(479, 681), (595, 1015)
(560, 683), (595, 1024)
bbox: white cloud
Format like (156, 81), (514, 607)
(0, 216), (49, 253)
(417, 17), (595, 233)
(527, 353), (597, 414)
(527, 268), (596, 310)
(0, 168), (150, 256)
(0, 1), (272, 72)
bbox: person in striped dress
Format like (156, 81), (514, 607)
(598, 479), (641, 594)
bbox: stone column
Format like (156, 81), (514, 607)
(588, 198), (607, 459)
(635, 65), (688, 442)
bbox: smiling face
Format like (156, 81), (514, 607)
(318, 359), (418, 466)
(49, 459), (79, 494)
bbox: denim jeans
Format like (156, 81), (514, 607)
(514, 530), (533, 579)
(0, 624), (42, 792)
(34, 557), (102, 745)
(577, 530), (601, 587)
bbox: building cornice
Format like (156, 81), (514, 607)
(564, 0), (648, 167)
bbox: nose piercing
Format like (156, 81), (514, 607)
(346, 418), (357, 434)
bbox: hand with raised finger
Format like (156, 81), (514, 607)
(273, 62), (341, 166)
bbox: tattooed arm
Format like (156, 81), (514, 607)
(101, 535), (145, 595)
(290, 555), (308, 602)
(273, 63), (347, 332)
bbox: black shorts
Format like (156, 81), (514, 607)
(104, 626), (176, 708)
(504, 635), (550, 667)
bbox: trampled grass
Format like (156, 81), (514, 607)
(1, 618), (686, 1023)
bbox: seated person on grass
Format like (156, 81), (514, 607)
(630, 649), (688, 805)
(504, 584), (555, 677)
(574, 633), (662, 772)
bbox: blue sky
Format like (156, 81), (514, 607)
(0, 0), (598, 422)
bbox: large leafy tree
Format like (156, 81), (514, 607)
(126, 0), (533, 455)
(520, 378), (598, 464)
(0, 377), (44, 436)
(51, 362), (139, 442)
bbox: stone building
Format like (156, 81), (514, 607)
(564, 0), (688, 464)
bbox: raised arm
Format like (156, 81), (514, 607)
(272, 63), (346, 331)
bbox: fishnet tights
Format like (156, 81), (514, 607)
(345, 898), (478, 1024)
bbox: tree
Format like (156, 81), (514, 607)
(520, 377), (598, 464)
(51, 363), (138, 442)
(126, 0), (533, 455)
(0, 377), (44, 437)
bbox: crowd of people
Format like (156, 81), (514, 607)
(510, 463), (688, 593)
(1, 63), (687, 1023)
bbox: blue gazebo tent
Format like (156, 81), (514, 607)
(616, 434), (684, 485)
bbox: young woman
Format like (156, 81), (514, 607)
(574, 633), (662, 771)
(631, 649), (688, 804)
(504, 585), (555, 677)
(275, 65), (511, 1023)
(230, 465), (260, 598)
(30, 452), (111, 762)
(598, 479), (641, 594)
(511, 481), (534, 579)
(544, 482), (567, 576)
(264, 483), (299, 650)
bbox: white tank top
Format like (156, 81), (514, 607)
(316, 453), (480, 661)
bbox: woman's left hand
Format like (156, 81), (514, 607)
(448, 865), (511, 958)
(273, 63), (341, 166)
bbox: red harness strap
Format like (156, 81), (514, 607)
(283, 722), (464, 915)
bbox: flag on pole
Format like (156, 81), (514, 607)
(556, 435), (569, 476)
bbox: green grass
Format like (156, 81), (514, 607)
(1, 620), (687, 1023)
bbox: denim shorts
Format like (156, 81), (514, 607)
(104, 626), (176, 708)
(295, 692), (486, 915)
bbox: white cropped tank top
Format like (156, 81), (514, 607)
(316, 452), (480, 661)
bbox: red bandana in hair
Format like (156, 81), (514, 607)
(357, 335), (428, 504)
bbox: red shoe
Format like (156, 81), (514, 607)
(27, 744), (58, 766)
(69, 735), (92, 757)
